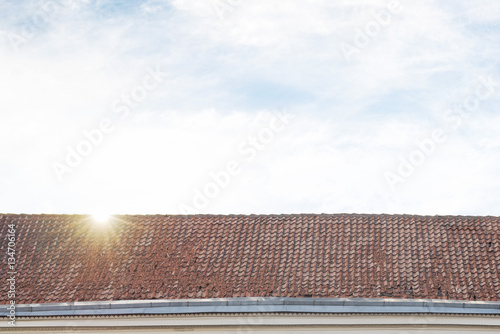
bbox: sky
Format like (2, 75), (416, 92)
(0, 0), (499, 216)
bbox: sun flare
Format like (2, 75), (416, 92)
(91, 213), (113, 225)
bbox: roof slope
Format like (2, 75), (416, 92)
(1, 214), (499, 304)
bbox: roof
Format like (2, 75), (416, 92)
(1, 213), (499, 304)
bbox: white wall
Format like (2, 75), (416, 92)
(4, 313), (500, 333)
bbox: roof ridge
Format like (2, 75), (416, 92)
(1, 213), (499, 218)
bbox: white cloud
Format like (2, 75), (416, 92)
(0, 0), (499, 215)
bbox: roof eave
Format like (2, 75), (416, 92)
(4, 297), (500, 317)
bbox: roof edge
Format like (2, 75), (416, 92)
(3, 297), (500, 317)
(2, 213), (500, 219)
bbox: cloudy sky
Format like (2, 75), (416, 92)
(1, 0), (499, 216)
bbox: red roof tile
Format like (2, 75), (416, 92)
(1, 214), (499, 304)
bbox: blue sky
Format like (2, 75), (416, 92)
(1, 0), (500, 216)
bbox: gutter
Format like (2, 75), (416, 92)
(2, 297), (500, 317)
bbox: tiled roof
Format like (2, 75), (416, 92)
(1, 214), (499, 304)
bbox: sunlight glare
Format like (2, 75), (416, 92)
(91, 212), (113, 225)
